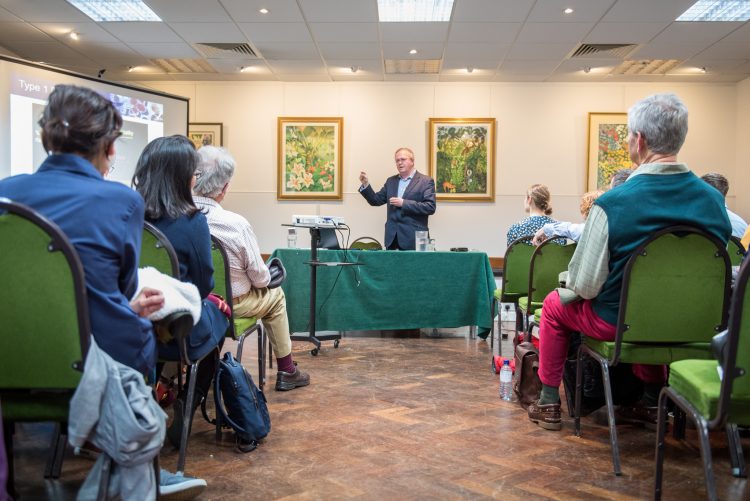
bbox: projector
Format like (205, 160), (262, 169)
(292, 215), (345, 228)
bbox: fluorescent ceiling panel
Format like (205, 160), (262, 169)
(378, 0), (454, 22)
(676, 0), (750, 21)
(66, 0), (162, 22)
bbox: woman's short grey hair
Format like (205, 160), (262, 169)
(627, 93), (688, 155)
(194, 145), (236, 198)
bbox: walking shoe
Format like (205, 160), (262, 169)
(275, 367), (310, 391)
(616, 401), (659, 430)
(527, 400), (562, 431)
(159, 469), (207, 500)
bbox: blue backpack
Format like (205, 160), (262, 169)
(211, 352), (271, 452)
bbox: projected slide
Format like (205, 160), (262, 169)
(10, 73), (164, 184)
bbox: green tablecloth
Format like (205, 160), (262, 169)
(269, 249), (496, 334)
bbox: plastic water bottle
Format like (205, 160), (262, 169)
(499, 359), (513, 401)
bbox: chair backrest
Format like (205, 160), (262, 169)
(728, 236), (746, 266)
(527, 237), (577, 304)
(0, 198), (90, 390)
(140, 221), (179, 278)
(501, 236), (535, 299)
(350, 236), (383, 250)
(210, 235), (237, 339)
(617, 225), (730, 346)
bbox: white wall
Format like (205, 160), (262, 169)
(143, 80), (743, 257)
(736, 77), (750, 222)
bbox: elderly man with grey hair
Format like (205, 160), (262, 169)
(193, 145), (310, 391)
(527, 93), (731, 432)
(700, 172), (748, 238)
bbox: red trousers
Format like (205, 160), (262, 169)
(537, 291), (667, 388)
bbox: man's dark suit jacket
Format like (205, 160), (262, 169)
(359, 170), (436, 250)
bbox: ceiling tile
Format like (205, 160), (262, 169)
(34, 21), (122, 43)
(630, 42), (706, 60)
(602, 0), (699, 23)
(381, 42), (445, 59)
(506, 43), (575, 60)
(448, 23), (520, 44)
(128, 42), (200, 58)
(722, 23), (750, 43)
(318, 42), (380, 59)
(239, 23), (312, 43)
(650, 21), (743, 44)
(452, 0), (535, 22)
(147, 0), (231, 22)
(516, 22), (594, 44)
(0, 0), (89, 22)
(102, 22), (183, 43)
(694, 42), (750, 60)
(680, 58), (746, 72)
(0, 21), (53, 42)
(527, 0), (616, 22)
(584, 22), (669, 44)
(380, 22), (449, 42)
(255, 41), (321, 60)
(440, 58), (499, 71)
(0, 6), (20, 21)
(68, 41), (146, 63)
(169, 23), (247, 43)
(443, 42), (508, 61)
(299, 0), (377, 22)
(219, 0), (304, 22)
(308, 22), (378, 42)
(499, 59), (561, 73)
(325, 59), (382, 74)
(5, 41), (92, 64)
(266, 59), (328, 74)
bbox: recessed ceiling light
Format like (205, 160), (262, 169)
(259, 8), (269, 14)
(582, 66), (591, 73)
(677, 0), (750, 21)
(466, 67), (474, 73)
(127, 65), (135, 72)
(409, 49), (418, 54)
(350, 66), (360, 73)
(66, 0), (162, 22)
(239, 66), (256, 73)
(69, 31), (79, 40)
(563, 7), (574, 14)
(378, 0), (454, 22)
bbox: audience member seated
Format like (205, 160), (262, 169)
(526, 93), (731, 431)
(132, 136), (229, 448)
(506, 184), (558, 246)
(532, 190), (603, 245)
(0, 85), (206, 499)
(193, 145), (310, 391)
(609, 168), (634, 190)
(700, 172), (748, 238)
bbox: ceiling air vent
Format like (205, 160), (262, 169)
(385, 59), (440, 74)
(150, 58), (217, 74)
(193, 42), (258, 58)
(570, 43), (637, 59)
(611, 59), (681, 75)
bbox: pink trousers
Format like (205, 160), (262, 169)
(537, 291), (666, 388)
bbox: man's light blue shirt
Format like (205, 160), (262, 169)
(397, 175), (413, 198)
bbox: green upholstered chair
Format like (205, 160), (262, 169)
(517, 237), (576, 333)
(728, 236), (746, 266)
(0, 198), (90, 493)
(349, 236), (383, 250)
(490, 236), (535, 354)
(140, 221), (208, 475)
(210, 236), (266, 388)
(654, 257), (750, 500)
(574, 226), (731, 476)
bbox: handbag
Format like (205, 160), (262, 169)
(512, 341), (542, 410)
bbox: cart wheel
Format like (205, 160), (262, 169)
(334, 340), (340, 348)
(311, 348), (319, 356)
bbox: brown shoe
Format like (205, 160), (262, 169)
(527, 400), (562, 430)
(275, 368), (310, 391)
(616, 401), (659, 430)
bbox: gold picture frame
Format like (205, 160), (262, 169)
(587, 113), (630, 191)
(277, 117), (343, 201)
(428, 118), (495, 202)
(188, 122), (223, 149)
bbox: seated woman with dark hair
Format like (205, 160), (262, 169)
(132, 135), (229, 448)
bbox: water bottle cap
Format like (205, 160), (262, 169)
(503, 359), (510, 365)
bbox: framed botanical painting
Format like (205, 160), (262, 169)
(428, 118), (495, 202)
(277, 117), (343, 200)
(587, 113), (631, 191)
(188, 122), (223, 149)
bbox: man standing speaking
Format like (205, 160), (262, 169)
(359, 147), (436, 250)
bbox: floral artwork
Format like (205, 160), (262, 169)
(429, 118), (495, 201)
(587, 113), (630, 191)
(277, 117), (343, 200)
(188, 123), (223, 150)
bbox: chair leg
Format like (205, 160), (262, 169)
(44, 422), (67, 479)
(726, 423), (747, 478)
(154, 456), (161, 501)
(236, 333), (246, 362)
(599, 360), (621, 476)
(574, 346), (584, 430)
(96, 454), (112, 501)
(490, 297), (496, 351)
(177, 362), (199, 474)
(4, 421), (16, 500)
(654, 389), (670, 501)
(696, 415), (718, 501)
